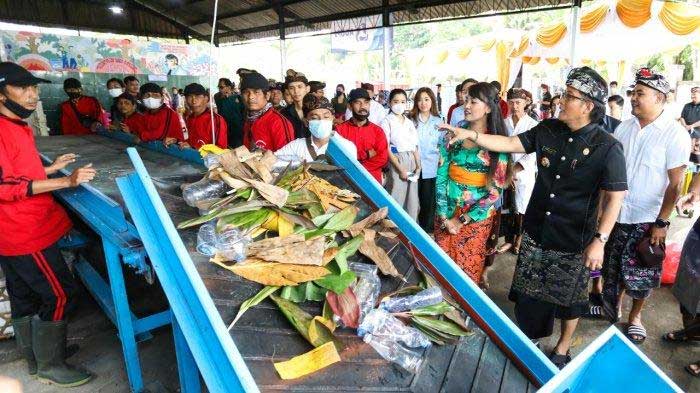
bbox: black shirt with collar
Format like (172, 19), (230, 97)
(517, 119), (628, 253)
(599, 115), (621, 133)
(281, 104), (309, 139)
(681, 102), (700, 134)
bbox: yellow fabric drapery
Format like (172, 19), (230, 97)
(509, 36), (530, 58)
(495, 41), (512, 96)
(617, 60), (626, 85)
(659, 1), (700, 36)
(545, 57), (560, 65)
(616, 0), (652, 28)
(479, 38), (496, 52)
(522, 56), (541, 65)
(436, 50), (449, 64)
(536, 22), (567, 47)
(581, 3), (610, 33)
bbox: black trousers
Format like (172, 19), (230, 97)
(417, 176), (436, 233)
(0, 242), (76, 321)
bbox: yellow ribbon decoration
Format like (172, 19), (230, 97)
(536, 22), (567, 47)
(580, 2), (610, 33)
(616, 0), (652, 28)
(658, 1), (700, 36)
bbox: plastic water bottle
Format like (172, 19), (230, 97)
(380, 286), (443, 313)
(182, 179), (226, 207)
(358, 309), (431, 349)
(363, 333), (424, 373)
(215, 226), (250, 262)
(196, 222), (217, 256)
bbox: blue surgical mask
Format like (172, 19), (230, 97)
(308, 119), (333, 139)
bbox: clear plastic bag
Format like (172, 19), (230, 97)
(349, 262), (381, 323)
(380, 286), (443, 313)
(203, 153), (221, 169)
(182, 178), (226, 207)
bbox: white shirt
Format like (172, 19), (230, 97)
(505, 114), (539, 214)
(345, 99), (388, 126)
(274, 133), (357, 164)
(415, 114), (443, 179)
(380, 113), (419, 153)
(449, 106), (465, 127)
(614, 111), (691, 224)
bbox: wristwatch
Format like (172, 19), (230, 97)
(594, 232), (609, 244)
(654, 218), (671, 228)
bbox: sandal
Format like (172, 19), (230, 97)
(626, 324), (647, 344)
(685, 362), (700, 377)
(663, 329), (700, 343)
(549, 350), (571, 370)
(583, 305), (607, 320)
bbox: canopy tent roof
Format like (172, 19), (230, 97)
(0, 0), (572, 45)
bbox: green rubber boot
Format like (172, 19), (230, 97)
(32, 318), (91, 387)
(12, 316), (36, 375)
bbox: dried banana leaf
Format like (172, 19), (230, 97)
(358, 229), (402, 278)
(228, 286), (279, 329)
(345, 207), (388, 237)
(247, 234), (305, 253)
(243, 178), (289, 207)
(214, 258), (330, 286)
(218, 150), (255, 179)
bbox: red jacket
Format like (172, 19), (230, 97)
(185, 110), (228, 149)
(242, 108), (294, 151)
(335, 119), (388, 183)
(0, 116), (72, 256)
(122, 112), (146, 136)
(59, 96), (105, 135)
(446, 103), (460, 124)
(138, 106), (184, 142)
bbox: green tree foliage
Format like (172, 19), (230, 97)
(674, 45), (694, 81)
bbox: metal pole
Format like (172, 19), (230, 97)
(569, 0), (581, 67)
(280, 39), (287, 80)
(383, 26), (391, 91)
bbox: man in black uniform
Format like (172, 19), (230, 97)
(447, 67), (628, 368)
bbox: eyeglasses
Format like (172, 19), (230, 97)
(561, 92), (589, 103)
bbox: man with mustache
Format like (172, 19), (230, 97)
(335, 88), (388, 182)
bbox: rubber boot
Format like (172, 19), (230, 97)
(12, 316), (36, 375)
(32, 318), (91, 387)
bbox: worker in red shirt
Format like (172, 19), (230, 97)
(240, 72), (294, 151)
(180, 83), (227, 150)
(137, 82), (184, 145)
(0, 62), (95, 387)
(112, 93), (146, 137)
(335, 88), (389, 183)
(58, 78), (106, 135)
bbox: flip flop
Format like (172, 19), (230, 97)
(626, 324), (647, 344)
(663, 329), (700, 343)
(685, 363), (700, 377)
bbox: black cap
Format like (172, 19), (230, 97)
(240, 72), (269, 92)
(184, 83), (207, 96)
(63, 78), (81, 90)
(140, 82), (161, 95)
(348, 88), (370, 102)
(0, 62), (49, 88)
(309, 81), (326, 93)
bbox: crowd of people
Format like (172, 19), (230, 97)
(0, 58), (700, 388)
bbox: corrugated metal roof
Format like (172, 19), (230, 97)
(0, 0), (574, 44)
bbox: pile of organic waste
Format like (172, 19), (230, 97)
(179, 145), (472, 379)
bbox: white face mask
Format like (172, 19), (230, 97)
(143, 97), (162, 109)
(391, 103), (406, 115)
(308, 119), (333, 139)
(108, 88), (124, 98)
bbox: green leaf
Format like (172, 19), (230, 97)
(315, 270), (357, 294)
(307, 203), (326, 218)
(412, 316), (472, 337)
(301, 228), (337, 240)
(280, 282), (327, 303)
(322, 299), (334, 322)
(407, 302), (455, 316)
(323, 205), (359, 231)
(378, 286), (423, 304)
(311, 212), (336, 227)
(270, 294), (312, 342)
(334, 236), (363, 274)
(412, 322), (447, 345)
(228, 286), (279, 329)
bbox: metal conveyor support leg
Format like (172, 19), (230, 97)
(173, 315), (201, 393)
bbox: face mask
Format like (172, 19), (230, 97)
(308, 119), (333, 139)
(3, 97), (35, 119)
(391, 103), (406, 115)
(108, 88), (124, 98)
(143, 97), (162, 109)
(66, 91), (81, 100)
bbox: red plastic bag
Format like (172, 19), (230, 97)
(661, 243), (682, 285)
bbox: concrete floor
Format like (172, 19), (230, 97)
(1, 217), (699, 392)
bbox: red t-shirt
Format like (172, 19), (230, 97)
(122, 112), (146, 137)
(242, 108), (294, 151)
(335, 119), (388, 183)
(0, 116), (72, 256)
(138, 106), (184, 142)
(185, 110), (228, 149)
(59, 96), (105, 135)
